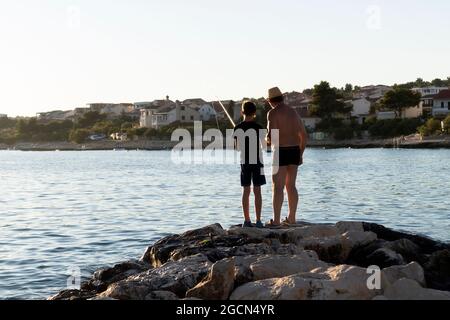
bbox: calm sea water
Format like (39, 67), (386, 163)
(0, 149), (449, 299)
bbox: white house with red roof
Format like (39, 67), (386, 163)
(432, 89), (450, 117)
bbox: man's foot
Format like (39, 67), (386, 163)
(243, 221), (253, 228)
(282, 216), (297, 225)
(255, 221), (264, 229)
(265, 219), (282, 228)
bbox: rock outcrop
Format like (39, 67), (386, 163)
(49, 221), (450, 301)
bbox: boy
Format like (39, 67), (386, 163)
(233, 101), (266, 228)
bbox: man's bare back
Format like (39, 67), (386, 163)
(267, 103), (307, 152)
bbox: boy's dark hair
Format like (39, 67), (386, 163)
(269, 95), (284, 104)
(242, 101), (257, 116)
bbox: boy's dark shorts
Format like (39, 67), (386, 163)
(241, 164), (266, 187)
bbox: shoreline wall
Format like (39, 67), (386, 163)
(2, 137), (450, 151)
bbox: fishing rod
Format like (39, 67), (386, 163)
(216, 97), (236, 128)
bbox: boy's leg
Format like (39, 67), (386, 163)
(242, 187), (251, 222)
(253, 186), (262, 222)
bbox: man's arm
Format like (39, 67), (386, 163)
(298, 116), (308, 155)
(266, 110), (274, 147)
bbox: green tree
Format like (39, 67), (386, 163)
(76, 111), (106, 128)
(69, 128), (90, 143)
(418, 118), (441, 136)
(443, 115), (450, 134)
(121, 122), (133, 130)
(310, 81), (352, 120)
(379, 87), (421, 118)
(431, 78), (446, 87)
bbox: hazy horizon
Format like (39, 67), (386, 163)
(1, 0), (450, 117)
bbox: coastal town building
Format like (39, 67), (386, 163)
(376, 111), (396, 120)
(182, 99), (207, 110)
(210, 100), (242, 123)
(432, 89), (450, 117)
(412, 86), (448, 96)
(354, 85), (392, 101)
(284, 91), (309, 106)
(351, 98), (371, 124)
(197, 104), (217, 121)
(140, 103), (201, 129)
(376, 104), (423, 120)
(402, 104), (423, 119)
(133, 102), (155, 110)
(36, 110), (75, 122)
(294, 106), (320, 131)
(87, 103), (134, 117)
(412, 87), (449, 117)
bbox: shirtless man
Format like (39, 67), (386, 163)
(266, 87), (308, 226)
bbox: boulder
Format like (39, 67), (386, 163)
(229, 241), (304, 257)
(299, 235), (345, 263)
(382, 262), (425, 287)
(282, 225), (340, 244)
(249, 254), (329, 281)
(362, 223), (449, 254)
(384, 239), (424, 264)
(88, 296), (118, 300)
(48, 289), (96, 301)
(82, 260), (150, 293)
(348, 240), (406, 268)
(145, 291), (179, 300)
(233, 256), (260, 286)
(384, 278), (450, 300)
(230, 264), (380, 300)
(336, 221), (364, 234)
(366, 248), (405, 267)
(227, 226), (284, 241)
(186, 258), (235, 300)
(100, 254), (212, 299)
(424, 249), (450, 291)
(342, 231), (377, 249)
(141, 224), (227, 267)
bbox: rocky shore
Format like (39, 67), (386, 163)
(49, 221), (450, 300)
(2, 137), (450, 151)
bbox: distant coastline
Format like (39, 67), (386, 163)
(1, 136), (450, 151)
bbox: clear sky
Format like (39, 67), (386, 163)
(1, 0), (449, 117)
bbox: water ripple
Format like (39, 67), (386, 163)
(0, 149), (449, 299)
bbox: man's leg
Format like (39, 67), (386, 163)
(285, 165), (299, 224)
(242, 187), (251, 222)
(253, 186), (262, 222)
(272, 166), (287, 225)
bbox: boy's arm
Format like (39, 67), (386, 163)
(233, 128), (239, 150)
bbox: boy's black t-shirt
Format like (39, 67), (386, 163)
(233, 121), (264, 166)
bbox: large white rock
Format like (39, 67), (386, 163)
(384, 278), (450, 300)
(249, 254), (330, 281)
(230, 264), (381, 300)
